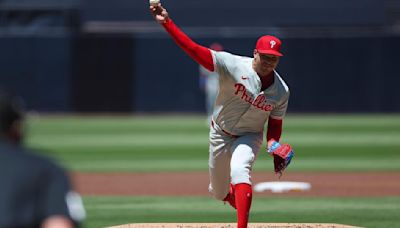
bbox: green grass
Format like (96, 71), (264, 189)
(24, 114), (400, 172)
(21, 114), (400, 228)
(82, 196), (400, 228)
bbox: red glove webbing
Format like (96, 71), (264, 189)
(162, 19), (214, 72)
(267, 117), (282, 142)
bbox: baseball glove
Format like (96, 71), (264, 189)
(267, 140), (294, 175)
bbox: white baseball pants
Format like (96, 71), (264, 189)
(208, 122), (263, 200)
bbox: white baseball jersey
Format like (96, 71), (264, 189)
(211, 50), (290, 136)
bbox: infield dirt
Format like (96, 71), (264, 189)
(71, 171), (400, 197)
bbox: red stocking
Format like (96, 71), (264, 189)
(234, 183), (252, 228)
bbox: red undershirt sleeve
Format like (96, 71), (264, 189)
(162, 19), (214, 72)
(267, 117), (283, 142)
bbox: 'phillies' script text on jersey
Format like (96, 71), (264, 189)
(234, 83), (274, 111)
(211, 50), (289, 135)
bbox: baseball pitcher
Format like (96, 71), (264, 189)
(150, 3), (294, 228)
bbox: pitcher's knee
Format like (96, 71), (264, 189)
(230, 166), (251, 185)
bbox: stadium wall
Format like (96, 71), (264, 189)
(0, 35), (399, 113)
(0, 0), (397, 113)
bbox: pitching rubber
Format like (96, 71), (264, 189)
(108, 223), (362, 228)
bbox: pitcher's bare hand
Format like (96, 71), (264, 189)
(150, 3), (169, 24)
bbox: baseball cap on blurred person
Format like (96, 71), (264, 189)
(209, 43), (224, 51)
(255, 35), (283, 56)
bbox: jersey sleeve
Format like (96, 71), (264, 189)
(211, 50), (236, 77)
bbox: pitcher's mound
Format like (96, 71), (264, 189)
(108, 223), (361, 228)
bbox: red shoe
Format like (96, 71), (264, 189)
(223, 184), (236, 209)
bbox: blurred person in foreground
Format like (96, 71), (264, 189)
(150, 3), (294, 228)
(199, 43), (224, 124)
(0, 89), (85, 228)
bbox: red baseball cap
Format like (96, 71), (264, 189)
(255, 35), (283, 56)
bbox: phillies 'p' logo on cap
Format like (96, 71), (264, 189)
(255, 35), (283, 56)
